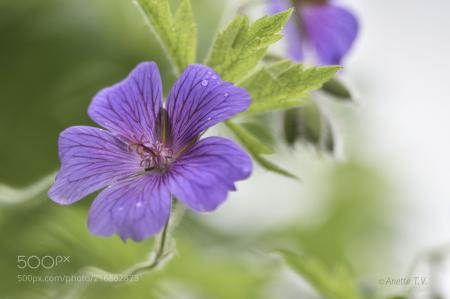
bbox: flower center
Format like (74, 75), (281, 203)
(129, 142), (174, 173)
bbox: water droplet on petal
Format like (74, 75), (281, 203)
(224, 92), (229, 97)
(201, 80), (208, 87)
(136, 202), (142, 208)
(207, 117), (212, 121)
(118, 206), (124, 211)
(211, 75), (217, 80)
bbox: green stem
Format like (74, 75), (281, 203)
(127, 213), (172, 276)
(0, 171), (56, 204)
(80, 199), (185, 280)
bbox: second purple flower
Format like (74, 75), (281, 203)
(271, 0), (359, 65)
(48, 62), (252, 241)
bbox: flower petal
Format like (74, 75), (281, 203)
(88, 176), (171, 241)
(166, 65), (251, 152)
(48, 126), (140, 205)
(302, 4), (359, 65)
(167, 137), (252, 212)
(88, 62), (163, 143)
(270, 0), (304, 61)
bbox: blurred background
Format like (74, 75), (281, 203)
(0, 0), (449, 298)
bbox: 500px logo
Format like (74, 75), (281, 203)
(17, 255), (71, 270)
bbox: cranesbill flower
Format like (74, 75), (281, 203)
(271, 0), (359, 65)
(48, 62), (252, 241)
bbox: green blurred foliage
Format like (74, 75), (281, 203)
(265, 161), (394, 272)
(280, 250), (362, 299)
(0, 192), (275, 299)
(0, 0), (223, 186)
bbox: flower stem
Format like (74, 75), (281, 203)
(80, 198), (185, 280)
(0, 171), (56, 204)
(127, 211), (172, 276)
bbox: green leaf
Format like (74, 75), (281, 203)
(283, 102), (335, 154)
(225, 121), (273, 155)
(280, 250), (362, 299)
(137, 0), (197, 75)
(225, 120), (298, 179)
(240, 60), (340, 115)
(253, 154), (298, 179)
(283, 108), (300, 146)
(322, 76), (352, 100)
(205, 9), (293, 82)
(241, 120), (276, 148)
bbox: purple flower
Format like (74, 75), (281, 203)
(48, 62), (252, 241)
(270, 0), (359, 65)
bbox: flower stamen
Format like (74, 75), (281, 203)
(130, 142), (174, 173)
